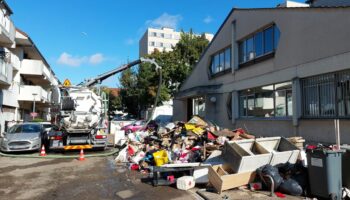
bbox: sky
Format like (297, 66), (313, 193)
(7, 0), (305, 87)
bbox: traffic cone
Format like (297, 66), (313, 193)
(39, 145), (47, 156)
(78, 149), (85, 161)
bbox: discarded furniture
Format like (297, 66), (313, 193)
(223, 139), (272, 173)
(256, 137), (300, 166)
(208, 165), (256, 194)
(152, 166), (194, 186)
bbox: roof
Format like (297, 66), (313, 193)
(15, 28), (59, 80)
(1, 0), (13, 15)
(177, 5), (350, 94)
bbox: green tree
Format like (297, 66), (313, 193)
(119, 30), (209, 114)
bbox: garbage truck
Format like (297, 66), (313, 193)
(48, 58), (161, 150)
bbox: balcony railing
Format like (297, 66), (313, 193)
(18, 85), (49, 103)
(10, 51), (20, 70)
(0, 10), (15, 45)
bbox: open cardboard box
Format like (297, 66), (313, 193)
(208, 164), (256, 194)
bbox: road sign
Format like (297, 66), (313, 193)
(63, 79), (71, 87)
(30, 112), (38, 117)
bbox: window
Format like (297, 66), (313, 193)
(149, 41), (155, 46)
(238, 24), (280, 65)
(193, 97), (205, 118)
(174, 34), (180, 40)
(210, 47), (231, 75)
(164, 34), (172, 39)
(149, 32), (157, 37)
(239, 82), (292, 118)
(301, 70), (350, 118)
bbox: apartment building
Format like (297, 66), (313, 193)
(0, 0), (17, 133)
(15, 29), (59, 122)
(139, 27), (214, 57)
(0, 1), (59, 133)
(173, 1), (350, 144)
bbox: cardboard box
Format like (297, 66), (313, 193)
(208, 165), (256, 194)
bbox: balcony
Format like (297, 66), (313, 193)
(10, 51), (20, 71)
(20, 59), (51, 85)
(0, 60), (12, 86)
(0, 11), (15, 47)
(18, 85), (49, 103)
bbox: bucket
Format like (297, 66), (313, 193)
(153, 150), (169, 166)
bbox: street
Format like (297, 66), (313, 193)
(0, 156), (198, 200)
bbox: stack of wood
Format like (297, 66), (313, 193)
(287, 137), (305, 149)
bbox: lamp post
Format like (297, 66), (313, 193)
(32, 93), (38, 120)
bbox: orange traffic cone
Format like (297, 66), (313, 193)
(39, 145), (47, 156)
(78, 149), (85, 161)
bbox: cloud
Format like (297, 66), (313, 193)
(89, 53), (104, 65)
(203, 16), (213, 24)
(57, 52), (86, 67)
(125, 38), (135, 45)
(57, 52), (105, 67)
(145, 13), (183, 29)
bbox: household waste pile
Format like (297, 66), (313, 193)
(115, 116), (255, 171)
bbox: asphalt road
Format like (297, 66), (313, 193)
(0, 155), (198, 200)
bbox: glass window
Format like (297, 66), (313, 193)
(239, 41), (246, 64)
(274, 26), (280, 50)
(254, 32), (264, 57)
(193, 97), (205, 118)
(264, 27), (274, 53)
(246, 37), (254, 61)
(214, 55), (219, 73)
(224, 48), (231, 70)
(240, 82), (292, 118)
(219, 52), (225, 72)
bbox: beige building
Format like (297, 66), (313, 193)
(139, 27), (213, 57)
(174, 2), (350, 144)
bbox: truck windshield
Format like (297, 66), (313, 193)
(8, 124), (41, 133)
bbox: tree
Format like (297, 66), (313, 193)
(119, 30), (210, 115)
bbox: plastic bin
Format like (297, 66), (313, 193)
(256, 137), (300, 166)
(341, 145), (350, 188)
(153, 150), (169, 166)
(306, 148), (344, 200)
(223, 139), (272, 173)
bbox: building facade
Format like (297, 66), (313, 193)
(0, 1), (59, 133)
(174, 5), (350, 144)
(139, 27), (214, 57)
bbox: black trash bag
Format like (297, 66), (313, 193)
(257, 164), (283, 190)
(279, 178), (303, 196)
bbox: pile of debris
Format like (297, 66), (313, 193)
(113, 116), (312, 197)
(115, 116), (254, 171)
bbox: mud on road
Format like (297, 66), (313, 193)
(0, 156), (197, 200)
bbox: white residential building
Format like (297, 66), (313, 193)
(0, 0), (59, 133)
(139, 27), (214, 57)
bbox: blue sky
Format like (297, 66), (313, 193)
(7, 0), (304, 87)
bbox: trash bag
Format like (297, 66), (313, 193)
(279, 178), (303, 196)
(257, 164), (283, 190)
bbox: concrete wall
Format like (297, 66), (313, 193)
(175, 7), (350, 144)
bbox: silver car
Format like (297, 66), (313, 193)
(1, 123), (44, 152)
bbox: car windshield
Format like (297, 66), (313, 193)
(8, 124), (41, 133)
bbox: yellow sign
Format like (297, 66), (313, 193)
(63, 79), (71, 87)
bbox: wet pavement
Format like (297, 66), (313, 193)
(0, 155), (198, 200)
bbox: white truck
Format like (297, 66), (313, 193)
(48, 58), (161, 150)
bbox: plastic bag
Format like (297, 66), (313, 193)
(279, 179), (303, 196)
(257, 164), (283, 190)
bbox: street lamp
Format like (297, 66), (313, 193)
(32, 93), (38, 120)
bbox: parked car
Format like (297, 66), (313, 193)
(0, 123), (46, 152)
(121, 120), (158, 133)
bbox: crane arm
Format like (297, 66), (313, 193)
(79, 58), (161, 87)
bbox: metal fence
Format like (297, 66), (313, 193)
(301, 70), (350, 118)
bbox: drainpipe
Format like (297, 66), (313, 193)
(292, 78), (301, 136)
